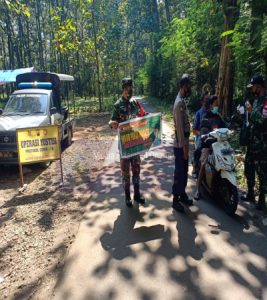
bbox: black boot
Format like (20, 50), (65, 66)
(241, 188), (255, 203)
(172, 195), (185, 213)
(256, 194), (266, 210)
(180, 193), (193, 206)
(125, 186), (133, 207)
(133, 184), (145, 205)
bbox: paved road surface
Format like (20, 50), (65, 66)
(52, 100), (267, 300)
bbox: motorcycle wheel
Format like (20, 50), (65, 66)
(218, 179), (238, 216)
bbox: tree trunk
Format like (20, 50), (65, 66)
(92, 8), (102, 111)
(216, 0), (239, 116)
(151, 0), (160, 32)
(6, 14), (15, 69)
(248, 0), (267, 77)
(35, 2), (45, 70)
(165, 0), (171, 23)
(1, 31), (7, 69)
(25, 18), (32, 67)
(16, 15), (24, 67)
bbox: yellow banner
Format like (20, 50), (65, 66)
(17, 126), (61, 164)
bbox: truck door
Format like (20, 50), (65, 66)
(50, 92), (63, 125)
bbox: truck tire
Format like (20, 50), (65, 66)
(64, 127), (72, 147)
(39, 161), (51, 169)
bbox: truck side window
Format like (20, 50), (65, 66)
(50, 93), (60, 112)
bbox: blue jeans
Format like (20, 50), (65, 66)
(172, 147), (189, 196)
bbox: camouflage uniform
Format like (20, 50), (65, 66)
(247, 95), (267, 207)
(110, 97), (145, 199)
(244, 144), (256, 200)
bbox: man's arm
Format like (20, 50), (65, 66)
(109, 105), (119, 129)
(193, 111), (200, 136)
(136, 100), (147, 117)
(174, 102), (186, 147)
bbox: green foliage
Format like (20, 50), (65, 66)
(231, 6), (251, 100)
(144, 96), (173, 121)
(138, 0), (223, 102)
(221, 30), (235, 37)
(3, 0), (30, 17)
(258, 15), (267, 71)
(73, 96), (115, 115)
(0, 0), (267, 110)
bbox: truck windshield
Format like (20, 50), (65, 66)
(3, 94), (48, 116)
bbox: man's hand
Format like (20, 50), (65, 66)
(193, 128), (200, 136)
(183, 144), (189, 160)
(236, 104), (245, 115)
(109, 120), (119, 129)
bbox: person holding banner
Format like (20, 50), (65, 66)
(109, 78), (147, 207)
(172, 74), (194, 213)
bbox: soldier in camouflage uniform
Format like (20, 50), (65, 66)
(243, 142), (256, 203)
(246, 75), (267, 210)
(109, 78), (146, 207)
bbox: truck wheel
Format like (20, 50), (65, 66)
(64, 128), (72, 147)
(39, 161), (51, 169)
(219, 179), (239, 216)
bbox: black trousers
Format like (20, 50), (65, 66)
(172, 147), (188, 196)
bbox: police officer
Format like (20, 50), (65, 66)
(109, 78), (146, 207)
(172, 74), (193, 213)
(246, 75), (267, 210)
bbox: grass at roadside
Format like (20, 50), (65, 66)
(0, 98), (7, 109)
(70, 96), (115, 116)
(143, 96), (173, 121)
(72, 95), (173, 118)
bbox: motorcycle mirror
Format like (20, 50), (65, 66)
(50, 107), (57, 115)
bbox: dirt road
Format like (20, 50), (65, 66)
(0, 112), (114, 300)
(1, 101), (267, 300)
(51, 100), (267, 300)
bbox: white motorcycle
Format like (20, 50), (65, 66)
(200, 128), (239, 215)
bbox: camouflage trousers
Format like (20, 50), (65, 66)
(245, 151), (267, 198)
(120, 155), (141, 191)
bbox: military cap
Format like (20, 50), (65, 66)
(247, 75), (265, 88)
(122, 78), (133, 89)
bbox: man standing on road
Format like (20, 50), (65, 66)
(192, 91), (209, 178)
(172, 74), (193, 213)
(246, 75), (267, 210)
(109, 78), (146, 208)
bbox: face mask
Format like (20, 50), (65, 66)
(185, 87), (191, 97)
(126, 89), (132, 100)
(212, 106), (219, 114)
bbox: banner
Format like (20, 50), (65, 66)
(119, 113), (162, 158)
(16, 125), (61, 164)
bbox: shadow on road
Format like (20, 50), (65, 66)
(81, 138), (267, 299)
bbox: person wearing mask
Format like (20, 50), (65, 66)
(172, 74), (194, 213)
(194, 95), (226, 200)
(192, 91), (210, 178)
(237, 100), (256, 203)
(245, 75), (267, 210)
(109, 78), (147, 207)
